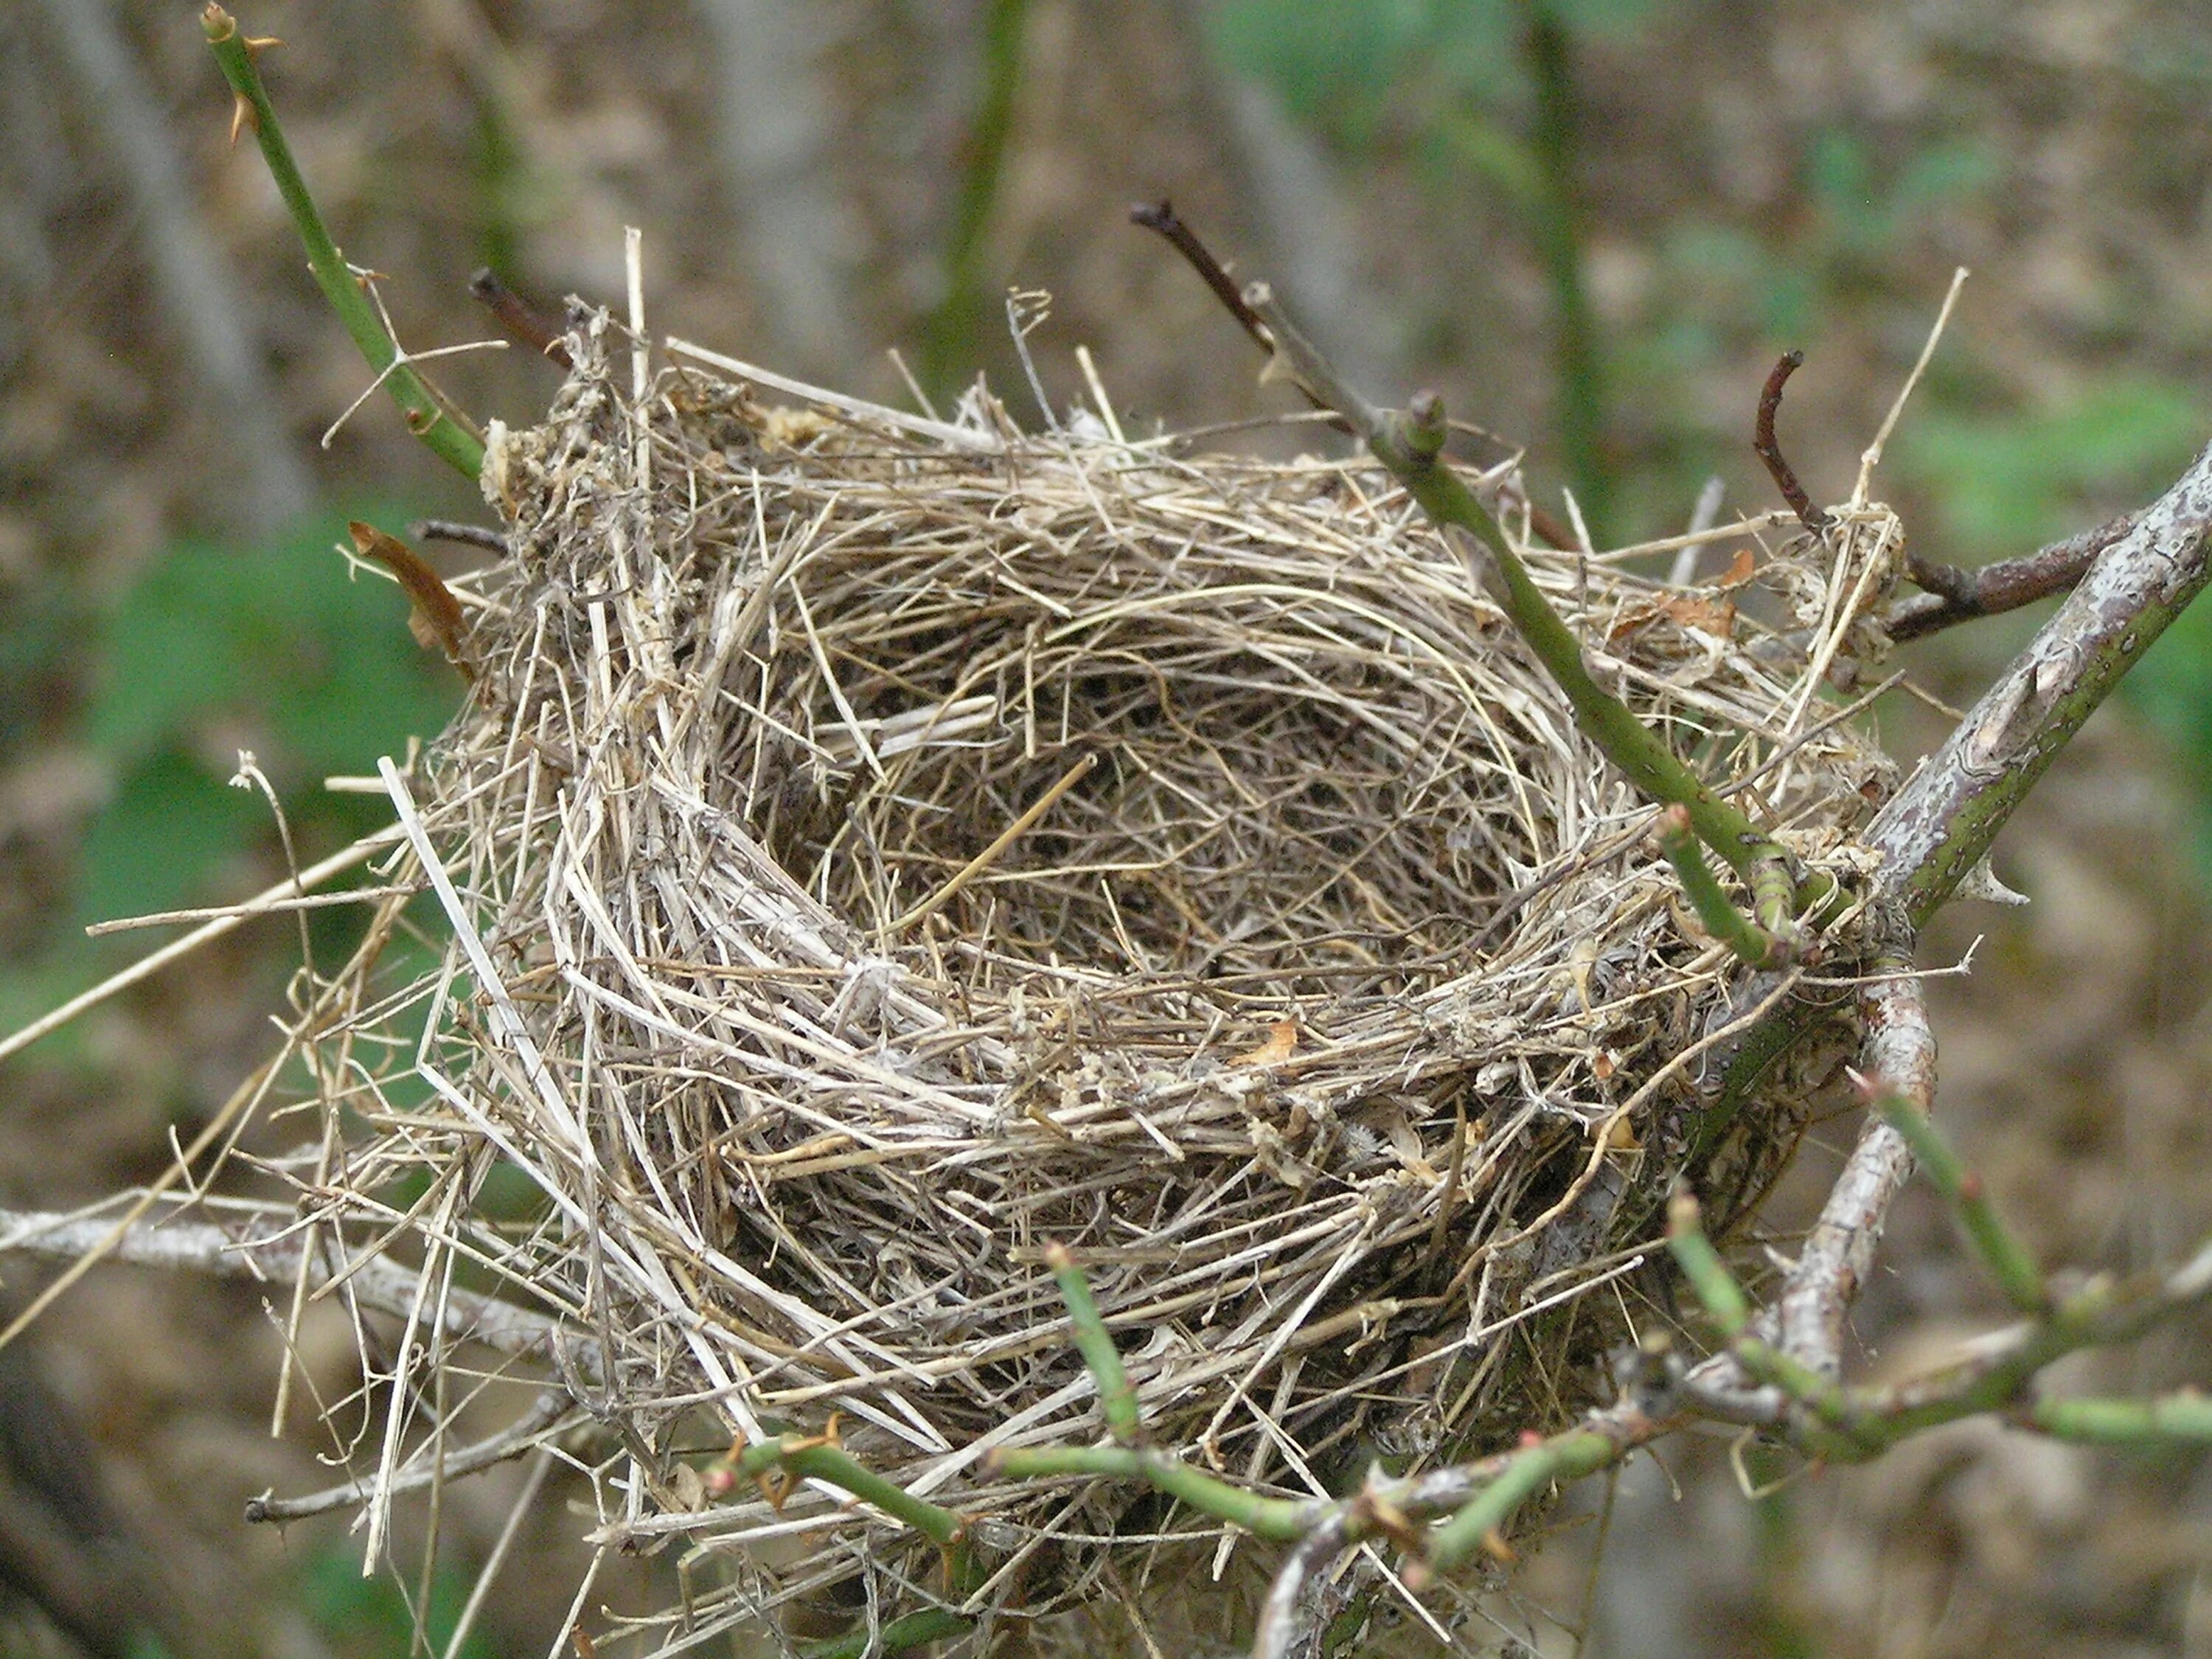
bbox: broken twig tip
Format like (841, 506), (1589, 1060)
(1754, 349), (1830, 535)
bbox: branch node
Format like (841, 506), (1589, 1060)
(1654, 804), (1790, 967)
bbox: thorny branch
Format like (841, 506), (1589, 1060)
(1242, 282), (1825, 939)
(202, 5), (487, 479)
(2, 164), (2208, 1657)
(1253, 451), (2212, 1659)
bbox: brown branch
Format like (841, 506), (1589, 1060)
(1753, 350), (1829, 535)
(1129, 199), (1271, 352)
(1887, 510), (2137, 641)
(412, 518), (509, 553)
(469, 267), (574, 369)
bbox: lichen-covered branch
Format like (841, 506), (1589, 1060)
(1868, 438), (2212, 925)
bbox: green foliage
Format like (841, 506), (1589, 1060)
(0, 585), (77, 753)
(77, 508), (456, 930)
(1899, 378), (2212, 870)
(297, 1541), (497, 1659)
(1804, 128), (2003, 268)
(1900, 378), (2204, 555)
(1206, 0), (1654, 142)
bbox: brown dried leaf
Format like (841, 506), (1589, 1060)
(1232, 1020), (1298, 1068)
(350, 521), (476, 681)
(1659, 593), (1738, 638)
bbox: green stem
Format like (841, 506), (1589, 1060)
(2023, 1391), (2212, 1446)
(202, 6), (484, 480)
(731, 1432), (984, 1656)
(1655, 804), (1786, 967)
(987, 1444), (1315, 1540)
(1425, 1430), (1615, 1570)
(802, 1609), (970, 1659)
(1519, 0), (1607, 540)
(733, 1437), (966, 1548)
(1665, 1187), (1750, 1334)
(1045, 1242), (1142, 1444)
(1874, 1088), (2047, 1314)
(1253, 338), (1818, 908)
(1239, 298), (1832, 915)
(919, 0), (1029, 403)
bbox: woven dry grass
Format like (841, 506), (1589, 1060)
(276, 310), (1902, 1641)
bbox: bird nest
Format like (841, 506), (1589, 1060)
(292, 314), (1899, 1638)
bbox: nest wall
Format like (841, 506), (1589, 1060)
(302, 318), (1896, 1626)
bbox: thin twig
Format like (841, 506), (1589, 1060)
(1889, 511), (2136, 641)
(1129, 199), (1271, 352)
(1871, 1082), (2047, 1313)
(1753, 350), (1829, 535)
(246, 1389), (576, 1523)
(413, 518), (510, 553)
(889, 751), (1095, 933)
(1044, 1242), (1142, 1445)
(469, 267), (574, 368)
(1246, 282), (1823, 919)
(1129, 200), (1578, 549)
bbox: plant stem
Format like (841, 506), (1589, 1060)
(201, 6), (485, 480)
(1869, 440), (2212, 928)
(1249, 288), (1819, 906)
(1045, 1242), (1143, 1444)
(1666, 1188), (1751, 1333)
(2023, 1391), (2212, 1445)
(1425, 1430), (1615, 1571)
(731, 1436), (967, 1548)
(1873, 1087), (2047, 1313)
(987, 1445), (1315, 1540)
(1655, 804), (1786, 967)
(802, 1608), (970, 1659)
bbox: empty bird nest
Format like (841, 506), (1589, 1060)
(260, 312), (1903, 1642)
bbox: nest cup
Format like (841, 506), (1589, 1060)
(318, 316), (1891, 1624)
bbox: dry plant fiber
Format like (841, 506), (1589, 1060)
(292, 309), (1893, 1632)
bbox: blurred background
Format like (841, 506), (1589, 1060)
(3, 1), (2212, 1654)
